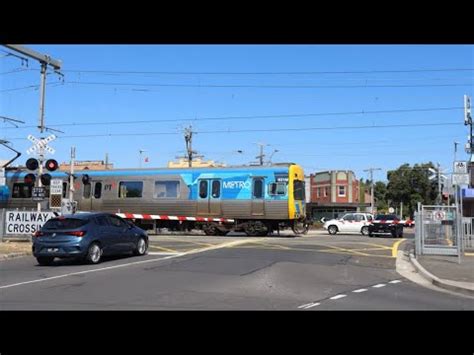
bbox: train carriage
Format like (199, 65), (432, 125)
(0, 163), (307, 236)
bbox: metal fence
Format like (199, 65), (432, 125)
(415, 205), (461, 258)
(462, 217), (474, 251)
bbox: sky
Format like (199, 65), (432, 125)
(1, 45), (473, 182)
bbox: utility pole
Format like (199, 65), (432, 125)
(363, 167), (381, 214)
(464, 94), (472, 163)
(4, 45), (62, 212)
(437, 162), (442, 204)
(69, 146), (75, 201)
(182, 125), (202, 167)
(254, 142), (267, 166)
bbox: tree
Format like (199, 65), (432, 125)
(386, 162), (438, 218)
(374, 181), (388, 211)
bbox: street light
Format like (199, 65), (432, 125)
(139, 149), (147, 168)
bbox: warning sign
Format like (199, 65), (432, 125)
(433, 210), (446, 221)
(5, 211), (56, 235)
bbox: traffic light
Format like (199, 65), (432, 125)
(26, 158), (39, 171)
(24, 173), (36, 185)
(40, 173), (52, 186)
(44, 159), (58, 172)
(82, 174), (90, 184)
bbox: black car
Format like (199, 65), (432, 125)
(368, 214), (403, 238)
(32, 212), (149, 265)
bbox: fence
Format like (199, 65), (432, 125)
(415, 205), (461, 258)
(462, 217), (474, 251)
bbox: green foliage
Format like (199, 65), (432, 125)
(385, 162), (438, 217)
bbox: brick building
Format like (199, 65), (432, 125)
(307, 170), (370, 221)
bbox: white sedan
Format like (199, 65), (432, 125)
(323, 213), (374, 236)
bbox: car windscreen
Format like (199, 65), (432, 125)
(42, 218), (89, 230)
(375, 215), (398, 220)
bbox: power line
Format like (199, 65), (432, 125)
(60, 68), (474, 75)
(66, 80), (473, 89)
(2, 122), (462, 140)
(0, 106), (464, 130)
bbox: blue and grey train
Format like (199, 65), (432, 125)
(0, 163), (307, 235)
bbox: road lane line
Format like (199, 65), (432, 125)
(148, 245), (179, 253)
(330, 294), (347, 300)
(298, 302), (315, 309)
(391, 239), (406, 258)
(148, 252), (179, 256)
(388, 280), (402, 284)
(0, 238), (262, 290)
(352, 288), (368, 293)
(303, 302), (320, 309)
(372, 284), (386, 288)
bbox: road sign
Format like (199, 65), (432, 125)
(26, 134), (56, 155)
(388, 207), (395, 213)
(452, 173), (470, 185)
(32, 186), (46, 201)
(433, 210), (445, 221)
(454, 161), (468, 174)
(50, 179), (63, 195)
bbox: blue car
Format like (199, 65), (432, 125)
(32, 212), (149, 265)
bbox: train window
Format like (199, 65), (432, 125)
(154, 181), (180, 198)
(253, 179), (263, 199)
(211, 180), (220, 198)
(62, 182), (68, 198)
(268, 182), (286, 196)
(293, 180), (305, 200)
(83, 183), (91, 199)
(94, 182), (102, 199)
(118, 181), (143, 198)
(199, 180), (208, 199)
(12, 183), (32, 198)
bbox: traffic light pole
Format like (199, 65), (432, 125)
(36, 63), (48, 212)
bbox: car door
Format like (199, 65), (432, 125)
(94, 215), (116, 255)
(353, 213), (366, 233)
(340, 213), (355, 233)
(107, 215), (132, 252)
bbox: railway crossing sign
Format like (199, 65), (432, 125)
(32, 186), (46, 201)
(26, 134), (56, 155)
(453, 161), (468, 174)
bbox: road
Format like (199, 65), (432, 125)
(1, 229), (473, 310)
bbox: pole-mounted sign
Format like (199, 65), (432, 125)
(26, 134), (56, 155)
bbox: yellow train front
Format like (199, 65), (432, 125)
(2, 163), (307, 236)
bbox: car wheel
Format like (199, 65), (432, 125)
(368, 233), (374, 238)
(85, 242), (102, 264)
(133, 237), (148, 256)
(36, 256), (54, 266)
(398, 229), (404, 238)
(328, 225), (338, 235)
(391, 230), (397, 238)
(361, 226), (369, 236)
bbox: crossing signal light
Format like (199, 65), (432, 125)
(26, 158), (39, 171)
(45, 159), (58, 172)
(40, 173), (52, 186)
(82, 174), (90, 185)
(24, 173), (36, 184)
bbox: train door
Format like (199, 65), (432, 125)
(251, 177), (265, 216)
(91, 181), (103, 211)
(197, 179), (222, 216)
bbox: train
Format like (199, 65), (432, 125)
(0, 163), (309, 236)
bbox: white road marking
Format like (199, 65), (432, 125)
(147, 252), (179, 256)
(0, 238), (262, 290)
(298, 303), (314, 309)
(352, 288), (368, 293)
(372, 284), (386, 288)
(303, 302), (320, 309)
(330, 294), (347, 300)
(388, 280), (402, 284)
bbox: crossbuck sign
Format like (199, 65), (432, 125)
(26, 134), (56, 155)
